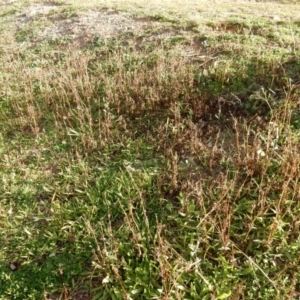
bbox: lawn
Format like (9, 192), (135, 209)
(0, 0), (300, 299)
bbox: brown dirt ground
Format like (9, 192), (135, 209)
(13, 2), (159, 48)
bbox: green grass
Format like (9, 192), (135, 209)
(1, 0), (300, 299)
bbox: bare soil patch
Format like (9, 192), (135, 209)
(0, 0), (17, 7)
(43, 9), (152, 47)
(10, 1), (205, 56)
(14, 2), (158, 47)
(16, 2), (59, 22)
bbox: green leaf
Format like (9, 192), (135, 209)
(216, 291), (232, 299)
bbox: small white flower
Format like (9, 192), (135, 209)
(257, 149), (266, 157)
(102, 275), (110, 284)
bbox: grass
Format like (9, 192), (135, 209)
(0, 0), (300, 299)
